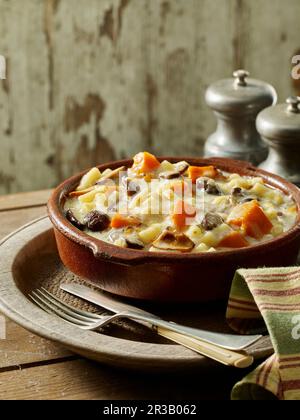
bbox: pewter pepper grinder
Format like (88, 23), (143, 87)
(204, 70), (277, 165)
(257, 96), (300, 186)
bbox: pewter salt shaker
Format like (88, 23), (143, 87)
(204, 70), (277, 165)
(257, 96), (300, 186)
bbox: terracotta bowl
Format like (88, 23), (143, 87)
(48, 157), (300, 303)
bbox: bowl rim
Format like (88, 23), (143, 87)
(47, 156), (300, 266)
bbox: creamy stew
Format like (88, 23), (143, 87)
(64, 152), (297, 253)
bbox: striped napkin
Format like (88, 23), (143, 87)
(226, 267), (300, 400)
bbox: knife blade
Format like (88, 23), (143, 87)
(61, 283), (161, 319)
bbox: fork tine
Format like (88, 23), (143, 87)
(35, 290), (94, 323)
(30, 291), (93, 326)
(30, 293), (56, 316)
(36, 288), (103, 322)
(31, 291), (123, 331)
(40, 287), (107, 319)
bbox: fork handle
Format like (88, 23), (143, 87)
(157, 327), (254, 368)
(126, 312), (261, 351)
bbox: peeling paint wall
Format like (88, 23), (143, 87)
(0, 0), (299, 194)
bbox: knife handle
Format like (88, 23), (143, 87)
(157, 327), (254, 368)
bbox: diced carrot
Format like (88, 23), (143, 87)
(218, 231), (249, 248)
(132, 152), (160, 174)
(188, 165), (219, 183)
(172, 200), (196, 230)
(110, 214), (141, 229)
(228, 200), (273, 239)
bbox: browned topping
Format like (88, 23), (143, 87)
(201, 212), (223, 231)
(96, 166), (126, 185)
(126, 179), (141, 196)
(68, 186), (95, 197)
(84, 210), (110, 232)
(159, 161), (189, 180)
(197, 178), (221, 195)
(159, 171), (182, 180)
(153, 229), (194, 252)
(231, 187), (243, 196)
(94, 178), (114, 186)
(175, 161), (189, 174)
(161, 231), (177, 242)
(65, 209), (85, 230)
(125, 237), (144, 249)
(241, 197), (257, 203)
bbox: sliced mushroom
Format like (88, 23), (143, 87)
(159, 161), (189, 179)
(159, 171), (182, 180)
(153, 229), (194, 252)
(196, 178), (221, 195)
(125, 237), (144, 250)
(175, 161), (189, 173)
(125, 179), (141, 196)
(65, 209), (85, 230)
(96, 166), (126, 185)
(231, 187), (243, 197)
(229, 187), (244, 205)
(201, 212), (223, 231)
(230, 188), (260, 206)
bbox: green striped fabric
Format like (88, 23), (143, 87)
(227, 267), (300, 400)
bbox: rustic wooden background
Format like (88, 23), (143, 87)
(0, 0), (300, 194)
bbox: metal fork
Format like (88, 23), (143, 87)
(29, 288), (255, 368)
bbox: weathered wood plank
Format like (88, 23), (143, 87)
(0, 1), (54, 195)
(0, 0), (149, 194)
(0, 317), (72, 371)
(147, 0), (237, 156)
(0, 358), (243, 400)
(0, 189), (51, 211)
(0, 207), (46, 239)
(49, 0), (149, 179)
(239, 0), (300, 102)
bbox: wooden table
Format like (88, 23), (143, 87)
(0, 190), (246, 400)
